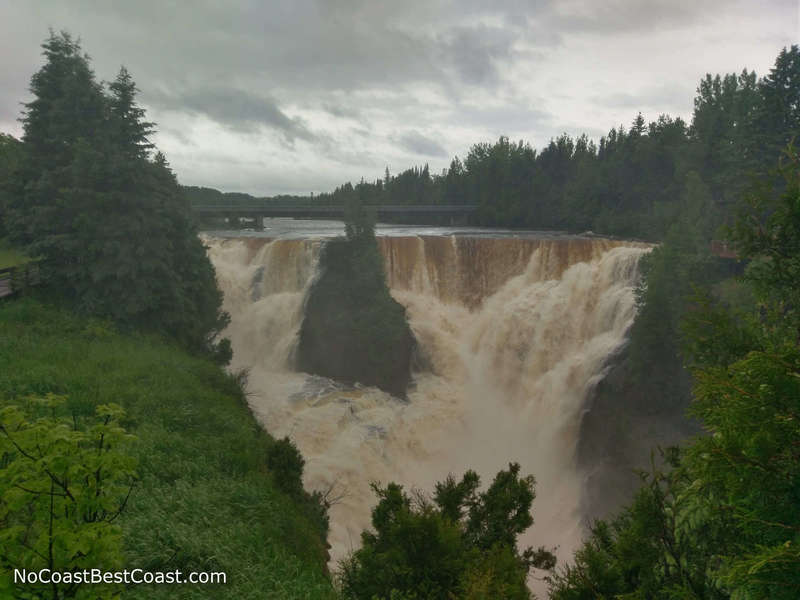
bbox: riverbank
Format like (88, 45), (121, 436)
(0, 298), (336, 599)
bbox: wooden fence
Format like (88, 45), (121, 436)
(0, 262), (41, 299)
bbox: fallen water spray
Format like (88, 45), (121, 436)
(206, 233), (650, 590)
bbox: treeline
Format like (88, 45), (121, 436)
(339, 464), (556, 599)
(546, 44), (800, 599)
(571, 46), (799, 541)
(183, 184), (262, 206)
(548, 146), (800, 600)
(0, 32), (229, 361)
(187, 46), (799, 244)
(324, 47), (796, 240)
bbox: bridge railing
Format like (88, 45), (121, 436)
(191, 204), (479, 213)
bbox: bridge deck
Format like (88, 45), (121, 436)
(192, 204), (478, 216)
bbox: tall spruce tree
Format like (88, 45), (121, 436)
(8, 31), (229, 359)
(107, 66), (154, 160)
(8, 31), (106, 248)
(755, 45), (800, 168)
(0, 134), (22, 237)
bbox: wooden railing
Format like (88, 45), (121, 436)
(0, 262), (41, 299)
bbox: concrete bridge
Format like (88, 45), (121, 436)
(191, 204), (479, 228)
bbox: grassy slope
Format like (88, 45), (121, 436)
(0, 239), (31, 270)
(0, 298), (336, 599)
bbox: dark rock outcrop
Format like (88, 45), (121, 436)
(577, 344), (699, 521)
(297, 237), (415, 398)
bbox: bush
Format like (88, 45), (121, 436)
(267, 436), (305, 497)
(0, 396), (136, 599)
(339, 464), (554, 600)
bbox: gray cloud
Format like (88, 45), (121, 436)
(396, 130), (449, 157)
(453, 102), (554, 138)
(440, 25), (518, 86)
(0, 0), (795, 194)
(148, 87), (316, 142)
(323, 103), (361, 120)
(591, 83), (694, 114)
(549, 0), (734, 35)
(0, 89), (24, 131)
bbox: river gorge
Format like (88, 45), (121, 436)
(204, 220), (651, 586)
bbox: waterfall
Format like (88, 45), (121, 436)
(205, 233), (651, 588)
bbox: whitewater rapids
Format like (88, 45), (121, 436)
(205, 232), (650, 588)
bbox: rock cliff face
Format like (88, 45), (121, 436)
(297, 237), (415, 398)
(577, 345), (698, 521)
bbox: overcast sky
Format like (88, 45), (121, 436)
(1, 1), (797, 196)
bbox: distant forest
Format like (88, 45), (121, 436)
(187, 45), (799, 242)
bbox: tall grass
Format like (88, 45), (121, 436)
(0, 298), (337, 599)
(0, 238), (31, 270)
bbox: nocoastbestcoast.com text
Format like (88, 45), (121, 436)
(14, 568), (226, 586)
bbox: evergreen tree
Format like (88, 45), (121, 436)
(754, 45), (800, 168)
(8, 31), (106, 247)
(550, 148), (800, 599)
(344, 189), (375, 241)
(339, 464), (554, 600)
(107, 66), (154, 160)
(0, 134), (22, 237)
(7, 32), (229, 359)
(730, 143), (800, 342)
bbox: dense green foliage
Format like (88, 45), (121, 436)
(1, 32), (229, 360)
(624, 173), (728, 388)
(549, 449), (729, 599)
(549, 151), (800, 599)
(339, 464), (555, 599)
(0, 134), (23, 239)
(0, 299), (335, 599)
(729, 149), (800, 342)
(576, 47), (799, 517)
(0, 398), (136, 599)
(0, 238), (31, 271)
(554, 350), (800, 599)
(266, 436), (307, 497)
(297, 197), (415, 397)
